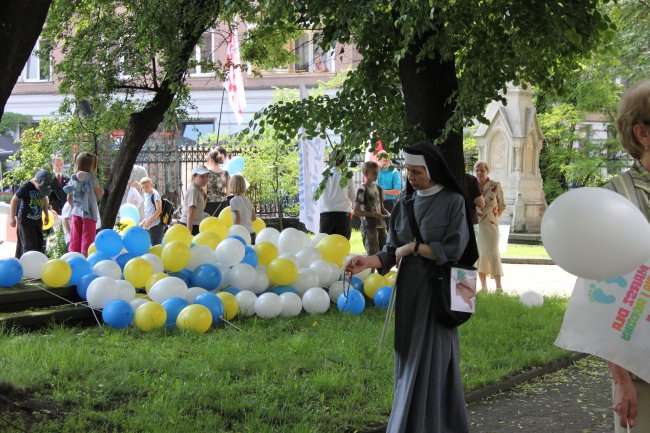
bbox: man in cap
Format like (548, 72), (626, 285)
(9, 169), (53, 256)
(179, 165), (210, 235)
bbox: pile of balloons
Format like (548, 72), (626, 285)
(0, 212), (397, 332)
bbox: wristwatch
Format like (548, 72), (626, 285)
(413, 242), (421, 256)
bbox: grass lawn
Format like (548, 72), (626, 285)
(0, 293), (568, 432)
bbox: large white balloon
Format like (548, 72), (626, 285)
(92, 260), (123, 280)
(296, 247), (323, 268)
(293, 269), (321, 295)
(228, 225), (251, 245)
(541, 187), (650, 280)
(187, 245), (218, 271)
(328, 281), (346, 303)
(185, 286), (208, 303)
(278, 228), (309, 255)
(141, 253), (164, 273)
(217, 264), (231, 290)
(254, 293), (282, 319)
(309, 260), (333, 287)
(302, 287), (330, 314)
(310, 232), (328, 247)
(279, 292), (303, 317)
(129, 297), (150, 311)
(229, 263), (256, 291)
(148, 276), (188, 303)
(60, 252), (84, 262)
(278, 253), (300, 268)
(235, 290), (257, 317)
(86, 276), (119, 309)
(326, 262), (342, 286)
(114, 279), (136, 301)
(19, 250), (49, 279)
(249, 266), (270, 294)
(215, 238), (246, 267)
(256, 227), (280, 246)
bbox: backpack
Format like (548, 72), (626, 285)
(151, 194), (175, 226)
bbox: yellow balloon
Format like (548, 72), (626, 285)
(124, 257), (154, 288)
(176, 304), (212, 333)
(119, 217), (136, 234)
(87, 242), (97, 255)
(42, 210), (55, 230)
(163, 224), (193, 247)
(252, 218), (266, 234)
(218, 206), (233, 228)
(148, 244), (163, 257)
(134, 302), (167, 332)
(192, 231), (222, 250)
(41, 259), (72, 288)
(145, 272), (168, 293)
(386, 271), (398, 286)
(216, 292), (239, 320)
(199, 217), (228, 239)
(254, 241), (279, 267)
(363, 273), (389, 298)
(316, 234), (351, 264)
(267, 258), (298, 286)
(161, 240), (190, 272)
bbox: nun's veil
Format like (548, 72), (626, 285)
(403, 141), (479, 266)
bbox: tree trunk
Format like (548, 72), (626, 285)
(0, 0), (52, 120)
(397, 43), (465, 185)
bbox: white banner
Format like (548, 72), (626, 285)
(555, 260), (650, 382)
(298, 135), (325, 234)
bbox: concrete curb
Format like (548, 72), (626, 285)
(501, 257), (554, 265)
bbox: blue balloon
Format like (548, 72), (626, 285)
(373, 285), (393, 309)
(227, 156), (245, 175)
(222, 287), (240, 296)
(76, 273), (99, 300)
(115, 253), (136, 270)
(119, 203), (141, 224)
(337, 289), (366, 315)
(170, 268), (193, 286)
(241, 246), (258, 267)
(227, 235), (247, 247)
(191, 264), (222, 291)
(272, 285), (299, 296)
(102, 299), (134, 328)
(95, 229), (123, 257)
(349, 276), (364, 292)
(66, 256), (92, 286)
(123, 226), (151, 256)
(87, 252), (111, 268)
(162, 296), (190, 330)
(0, 258), (23, 287)
(194, 293), (224, 324)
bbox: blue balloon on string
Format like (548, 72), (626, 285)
(191, 264), (221, 291)
(95, 229), (123, 257)
(227, 156), (245, 174)
(337, 289), (365, 315)
(115, 253), (136, 270)
(102, 299), (134, 328)
(87, 252), (112, 268)
(349, 276), (364, 292)
(162, 296), (190, 330)
(193, 293), (224, 324)
(241, 246), (258, 267)
(373, 285), (393, 309)
(76, 273), (99, 300)
(123, 226), (151, 256)
(0, 258), (23, 287)
(66, 256), (92, 286)
(119, 203), (141, 224)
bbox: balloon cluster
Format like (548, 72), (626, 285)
(0, 206), (397, 332)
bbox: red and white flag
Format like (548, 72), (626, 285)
(224, 25), (247, 124)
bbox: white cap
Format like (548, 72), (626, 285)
(403, 152), (430, 179)
(192, 165), (210, 175)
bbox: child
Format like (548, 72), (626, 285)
(180, 165), (209, 235)
(354, 161), (390, 255)
(9, 169), (53, 256)
(64, 152), (104, 255)
(229, 174), (256, 243)
(61, 201), (72, 249)
(139, 177), (164, 245)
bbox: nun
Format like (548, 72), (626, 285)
(347, 141), (478, 433)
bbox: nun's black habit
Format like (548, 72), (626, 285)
(376, 142), (478, 433)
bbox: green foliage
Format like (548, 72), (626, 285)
(46, 225), (68, 260)
(0, 112), (32, 137)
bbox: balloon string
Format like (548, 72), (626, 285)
(220, 316), (244, 332)
(27, 282), (103, 327)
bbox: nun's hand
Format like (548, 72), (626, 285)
(395, 242), (415, 266)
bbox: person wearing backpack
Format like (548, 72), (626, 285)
(139, 177), (164, 245)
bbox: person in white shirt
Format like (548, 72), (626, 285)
(61, 201), (72, 247)
(139, 177), (164, 245)
(317, 152), (356, 239)
(229, 174), (257, 243)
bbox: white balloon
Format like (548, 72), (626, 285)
(278, 253), (300, 268)
(295, 247), (323, 268)
(326, 262), (342, 286)
(541, 187), (650, 280)
(278, 228), (308, 255)
(249, 266), (270, 294)
(309, 260), (333, 287)
(60, 252), (84, 262)
(254, 292), (282, 319)
(256, 227), (280, 246)
(293, 269), (321, 295)
(310, 232), (328, 247)
(19, 250), (49, 279)
(229, 263), (256, 291)
(215, 238), (246, 267)
(328, 281), (346, 303)
(279, 292), (303, 317)
(185, 286), (208, 303)
(354, 268), (371, 280)
(228, 225), (252, 245)
(302, 287), (330, 314)
(141, 253), (164, 274)
(187, 245), (218, 271)
(86, 276), (119, 309)
(129, 297), (150, 311)
(519, 290), (544, 308)
(92, 260), (123, 280)
(114, 279), (136, 301)
(217, 264), (231, 290)
(235, 290), (258, 317)
(148, 276), (188, 303)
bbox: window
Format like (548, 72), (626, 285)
(182, 122), (214, 142)
(22, 39), (51, 82)
(189, 32), (215, 76)
(292, 31), (334, 73)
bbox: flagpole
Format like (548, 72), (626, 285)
(216, 85), (226, 147)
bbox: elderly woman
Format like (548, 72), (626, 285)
(474, 161), (506, 292)
(347, 142), (478, 433)
(603, 78), (650, 433)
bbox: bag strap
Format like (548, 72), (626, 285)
(404, 194), (424, 244)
